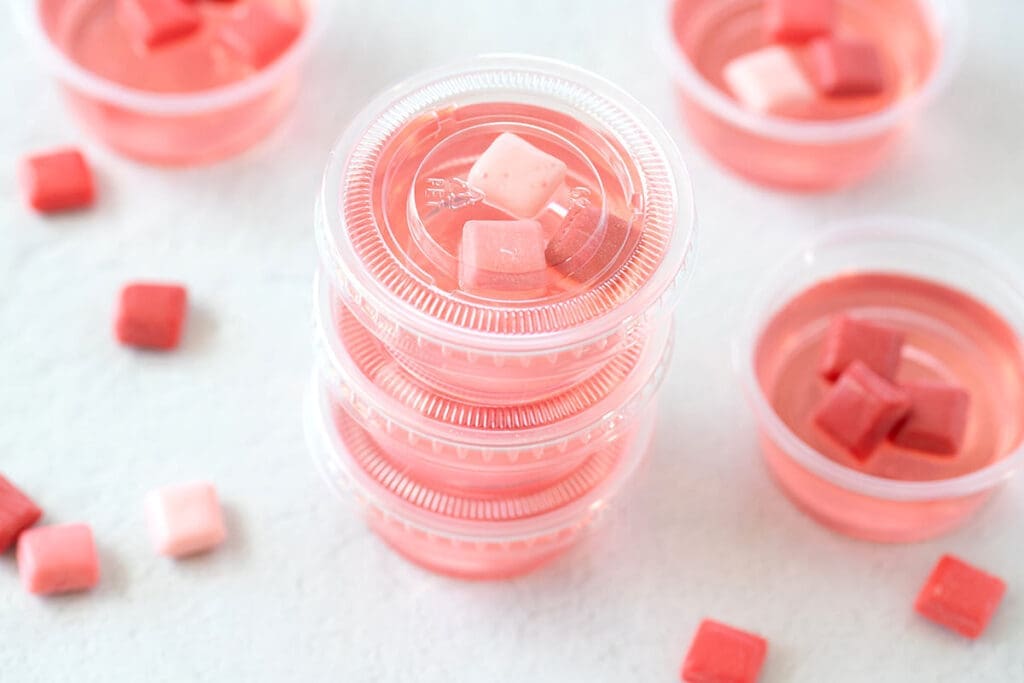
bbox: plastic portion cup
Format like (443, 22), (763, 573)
(14, 0), (325, 165)
(658, 0), (966, 191)
(314, 270), (673, 492)
(736, 218), (1024, 542)
(316, 54), (696, 405)
(305, 371), (655, 580)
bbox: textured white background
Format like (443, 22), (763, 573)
(2, 1), (1022, 681)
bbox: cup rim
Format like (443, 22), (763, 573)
(734, 217), (1024, 501)
(655, 0), (968, 144)
(12, 0), (328, 115)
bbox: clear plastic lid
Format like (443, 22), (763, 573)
(316, 54), (696, 359)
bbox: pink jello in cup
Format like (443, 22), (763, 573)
(659, 0), (966, 191)
(314, 270), (673, 492)
(15, 0), (324, 164)
(737, 219), (1024, 542)
(305, 370), (656, 579)
(315, 55), (696, 405)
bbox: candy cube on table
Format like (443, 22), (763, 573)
(808, 38), (885, 97)
(467, 133), (567, 218)
(19, 149), (95, 214)
(459, 219), (547, 298)
(0, 475), (43, 553)
(765, 0), (836, 43)
(17, 524), (100, 595)
(890, 382), (970, 456)
(813, 360), (911, 460)
(545, 205), (631, 281)
(722, 46), (816, 114)
(216, 2), (301, 69)
(681, 619), (768, 683)
(117, 0), (202, 49)
(820, 314), (904, 382)
(115, 283), (188, 351)
(915, 555), (1006, 639)
(146, 482), (227, 558)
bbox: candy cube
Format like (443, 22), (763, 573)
(117, 0), (201, 49)
(890, 383), (970, 456)
(765, 0), (836, 43)
(723, 46), (816, 114)
(216, 2), (301, 70)
(546, 205), (631, 281)
(0, 475), (43, 553)
(146, 482), (227, 557)
(115, 282), (188, 350)
(820, 314), (904, 382)
(17, 524), (100, 595)
(467, 133), (567, 218)
(19, 149), (95, 214)
(459, 219), (547, 298)
(813, 361), (911, 460)
(915, 555), (1006, 639)
(808, 38), (885, 96)
(681, 619), (768, 683)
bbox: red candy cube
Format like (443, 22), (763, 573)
(915, 555), (1006, 638)
(891, 382), (970, 456)
(117, 0), (201, 49)
(681, 619), (768, 683)
(765, 0), (835, 43)
(17, 524), (101, 595)
(814, 361), (911, 460)
(808, 38), (885, 96)
(0, 475), (43, 553)
(115, 283), (188, 350)
(216, 2), (300, 69)
(820, 314), (904, 382)
(545, 205), (631, 281)
(19, 148), (95, 214)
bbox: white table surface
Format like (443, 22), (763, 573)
(2, 1), (1022, 681)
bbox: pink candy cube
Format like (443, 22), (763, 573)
(681, 619), (768, 683)
(820, 314), (904, 382)
(117, 0), (201, 49)
(808, 38), (885, 96)
(146, 482), (227, 558)
(723, 46), (816, 114)
(19, 148), (95, 214)
(467, 133), (567, 218)
(459, 219), (547, 298)
(216, 2), (301, 70)
(916, 555), (1006, 639)
(115, 282), (188, 351)
(17, 524), (100, 595)
(891, 382), (970, 456)
(0, 475), (43, 553)
(765, 0), (836, 43)
(814, 361), (911, 460)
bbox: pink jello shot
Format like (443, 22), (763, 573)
(737, 219), (1024, 542)
(305, 370), (655, 580)
(315, 55), (696, 405)
(659, 0), (966, 191)
(314, 273), (673, 493)
(15, 0), (324, 164)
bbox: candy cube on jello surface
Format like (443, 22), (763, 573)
(681, 619), (768, 683)
(890, 382), (970, 456)
(216, 2), (301, 70)
(915, 555), (1006, 639)
(117, 0), (202, 49)
(808, 38), (886, 97)
(765, 0), (836, 43)
(17, 524), (100, 595)
(820, 314), (904, 381)
(459, 219), (547, 298)
(467, 133), (567, 218)
(723, 46), (816, 114)
(545, 205), (631, 281)
(813, 361), (911, 460)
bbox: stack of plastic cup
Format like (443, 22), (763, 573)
(307, 55), (697, 579)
